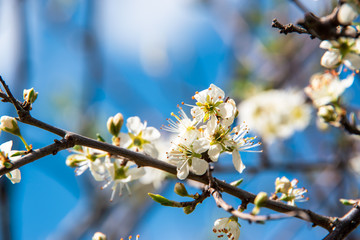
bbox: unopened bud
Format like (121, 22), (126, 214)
(107, 113), (124, 136)
(0, 116), (21, 136)
(174, 182), (190, 197)
(317, 105), (338, 122)
(254, 192), (268, 207)
(252, 192), (268, 215)
(92, 232), (107, 240)
(23, 88), (38, 104)
(183, 205), (196, 214)
(340, 198), (358, 206)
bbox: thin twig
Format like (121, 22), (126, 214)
(210, 187), (308, 223)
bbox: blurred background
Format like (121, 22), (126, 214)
(0, 0), (360, 239)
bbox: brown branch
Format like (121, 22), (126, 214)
(272, 18), (312, 37)
(273, 5), (359, 40)
(0, 138), (75, 176)
(340, 115), (360, 136)
(323, 203), (360, 240)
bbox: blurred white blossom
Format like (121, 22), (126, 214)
(338, 3), (359, 25)
(238, 90), (311, 143)
(305, 72), (354, 107)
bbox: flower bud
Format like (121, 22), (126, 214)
(252, 192), (268, 215)
(317, 105), (338, 122)
(340, 198), (358, 206)
(338, 3), (358, 25)
(183, 205), (196, 214)
(174, 182), (190, 197)
(0, 116), (21, 136)
(92, 232), (107, 240)
(107, 113), (124, 136)
(254, 191), (268, 207)
(23, 88), (38, 104)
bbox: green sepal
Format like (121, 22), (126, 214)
(230, 178), (243, 187)
(10, 151), (26, 157)
(96, 133), (106, 142)
(3, 162), (13, 169)
(183, 205), (196, 214)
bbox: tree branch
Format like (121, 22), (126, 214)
(0, 77), (341, 233)
(323, 202), (360, 239)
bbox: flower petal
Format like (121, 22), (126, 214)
(192, 157), (208, 175)
(232, 150), (246, 173)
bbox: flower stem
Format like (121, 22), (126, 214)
(19, 135), (31, 151)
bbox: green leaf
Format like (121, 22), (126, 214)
(148, 193), (179, 207)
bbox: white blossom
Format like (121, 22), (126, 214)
(320, 38), (360, 70)
(119, 116), (160, 158)
(0, 141), (21, 184)
(161, 106), (198, 139)
(238, 90), (311, 143)
(338, 3), (359, 25)
(102, 159), (145, 201)
(213, 217), (240, 240)
(190, 84), (235, 123)
(66, 146), (107, 181)
(275, 176), (308, 206)
(305, 72), (354, 107)
(167, 131), (208, 180)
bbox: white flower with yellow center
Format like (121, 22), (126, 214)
(305, 72), (354, 107)
(191, 84), (235, 123)
(167, 131), (209, 180)
(320, 37), (360, 70)
(161, 105), (198, 139)
(0, 141), (21, 184)
(224, 123), (262, 173)
(213, 216), (240, 240)
(102, 159), (145, 201)
(275, 176), (308, 206)
(66, 146), (107, 181)
(120, 116), (161, 158)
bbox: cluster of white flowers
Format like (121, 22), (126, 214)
(237, 90), (311, 144)
(67, 115), (165, 201)
(164, 84), (261, 180)
(319, 2), (360, 70)
(274, 176), (308, 206)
